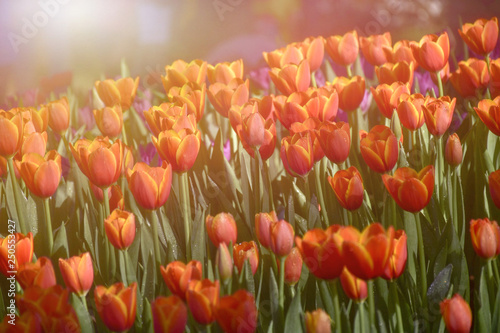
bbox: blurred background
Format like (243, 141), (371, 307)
(1, 0), (499, 103)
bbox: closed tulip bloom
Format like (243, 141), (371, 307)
(360, 125), (398, 173)
(422, 96), (456, 137)
(0, 156), (7, 179)
(94, 282), (137, 332)
(270, 220), (295, 257)
(0, 311), (42, 333)
(382, 165), (435, 212)
(144, 103), (190, 137)
(206, 212), (238, 247)
(208, 59), (244, 84)
(160, 260), (202, 300)
(382, 40), (418, 67)
(269, 59), (311, 96)
(305, 309), (332, 333)
(233, 241), (259, 275)
(331, 76), (366, 111)
(375, 61), (415, 88)
(325, 30), (359, 66)
(316, 121), (351, 164)
(207, 78), (250, 117)
(255, 211), (279, 249)
(340, 267), (368, 301)
(470, 218), (500, 259)
(294, 36), (325, 72)
(0, 232), (34, 277)
(328, 166), (364, 211)
(359, 32), (392, 66)
(17, 131), (47, 159)
(19, 150), (62, 198)
(95, 77), (140, 110)
(126, 161), (172, 210)
(58, 252), (94, 296)
(474, 97), (500, 136)
(41, 97), (70, 134)
(90, 183), (125, 211)
(170, 82), (206, 122)
(279, 247), (303, 285)
(280, 132), (315, 177)
(371, 82), (410, 119)
(382, 230), (407, 280)
(411, 32), (450, 73)
(342, 223), (395, 280)
(215, 290), (258, 333)
(445, 133), (463, 167)
(152, 295), (187, 333)
(93, 104), (123, 137)
(490, 170), (500, 208)
(290, 118), (325, 162)
(450, 58), (490, 98)
(17, 257), (57, 290)
(397, 93), (427, 131)
(216, 243), (234, 281)
(186, 279), (220, 325)
(162, 59), (207, 94)
(458, 17), (499, 56)
(152, 126), (201, 173)
(491, 59), (500, 98)
(0, 110), (23, 158)
(440, 294), (472, 333)
(105, 209), (136, 250)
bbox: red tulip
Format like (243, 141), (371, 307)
(17, 257), (56, 290)
(186, 279), (220, 325)
(58, 252), (94, 296)
(0, 232), (34, 277)
(280, 132), (315, 177)
(152, 295), (187, 333)
(382, 230), (407, 280)
(19, 151), (61, 198)
(382, 40), (418, 67)
(94, 282), (137, 332)
(325, 30), (359, 66)
(440, 294), (472, 333)
(216, 243), (233, 281)
(359, 32), (392, 66)
(340, 267), (368, 301)
(445, 133), (463, 167)
(104, 209), (136, 250)
(450, 58), (489, 98)
(422, 96), (456, 137)
(328, 166), (364, 211)
(474, 97), (500, 136)
(233, 241), (259, 275)
(215, 290), (258, 333)
(269, 60), (311, 96)
(411, 32), (450, 72)
(397, 93), (427, 131)
(371, 82), (410, 119)
(255, 211), (279, 249)
(206, 212), (238, 247)
(126, 161), (173, 210)
(270, 220), (295, 257)
(331, 76), (366, 112)
(360, 125), (398, 173)
(458, 17), (499, 56)
(470, 218), (500, 259)
(160, 260), (202, 300)
(278, 247), (303, 285)
(207, 78), (249, 118)
(490, 169), (500, 209)
(316, 121), (351, 164)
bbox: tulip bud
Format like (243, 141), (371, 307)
(445, 133), (463, 167)
(382, 230), (408, 280)
(216, 243), (233, 281)
(270, 220), (295, 257)
(305, 309), (332, 333)
(44, 97), (70, 134)
(0, 111), (23, 158)
(93, 105), (123, 137)
(58, 252), (94, 297)
(440, 294), (472, 333)
(340, 267), (368, 301)
(104, 209), (136, 250)
(94, 282), (137, 332)
(470, 218), (500, 259)
(206, 212), (238, 247)
(328, 166), (364, 211)
(277, 247), (302, 285)
(255, 211), (278, 249)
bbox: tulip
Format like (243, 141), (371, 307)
(382, 40), (418, 67)
(371, 82), (410, 119)
(152, 295), (187, 333)
(94, 282), (137, 332)
(207, 78), (249, 117)
(126, 161), (172, 210)
(316, 121), (351, 164)
(278, 247), (302, 285)
(290, 118), (325, 162)
(233, 241), (259, 275)
(490, 170), (500, 208)
(270, 220), (295, 257)
(269, 59), (311, 96)
(411, 32), (450, 72)
(360, 125), (398, 173)
(0, 110), (23, 158)
(440, 294), (472, 333)
(215, 290), (258, 333)
(325, 30), (359, 66)
(170, 82), (206, 122)
(90, 183), (125, 211)
(331, 76), (366, 111)
(444, 133), (463, 167)
(396, 93), (427, 131)
(458, 17), (499, 56)
(152, 126), (201, 173)
(449, 58), (490, 98)
(19, 151), (61, 198)
(295, 36), (325, 72)
(382, 230), (407, 280)
(160, 260), (202, 300)
(382, 165), (435, 213)
(340, 267), (368, 301)
(264, 43), (305, 69)
(0, 311), (42, 333)
(305, 309), (332, 333)
(491, 59), (500, 97)
(93, 104), (123, 137)
(186, 279), (220, 325)
(328, 166), (364, 210)
(104, 209), (136, 250)
(208, 59), (244, 84)
(422, 96), (456, 137)
(359, 32), (392, 66)
(95, 77), (140, 110)
(280, 132), (315, 177)
(17, 257), (57, 290)
(342, 223), (395, 280)
(255, 211), (279, 249)
(40, 97), (70, 134)
(70, 136), (123, 188)
(144, 103), (191, 137)
(375, 61), (415, 88)
(474, 97), (500, 136)
(470, 218), (500, 259)
(206, 212), (238, 247)
(0, 156), (7, 178)
(17, 131), (47, 159)
(58, 252), (94, 296)
(0, 232), (34, 277)
(216, 243), (234, 281)
(162, 59), (207, 94)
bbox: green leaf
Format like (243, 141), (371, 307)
(427, 264), (452, 313)
(269, 268), (280, 328)
(476, 268), (492, 332)
(284, 291), (302, 333)
(53, 222), (69, 258)
(191, 204), (207, 263)
(70, 294), (94, 333)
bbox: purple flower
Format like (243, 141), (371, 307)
(249, 67), (271, 91)
(61, 156), (71, 179)
(359, 89), (372, 113)
(314, 70), (325, 87)
(132, 88), (153, 123)
(414, 71), (438, 96)
(139, 142), (161, 166)
(78, 105), (95, 132)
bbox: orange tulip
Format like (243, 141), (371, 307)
(325, 30), (359, 66)
(342, 223), (395, 280)
(440, 294), (472, 333)
(264, 37), (324, 72)
(206, 212), (238, 248)
(39, 97), (70, 134)
(470, 218), (500, 259)
(186, 279), (220, 325)
(280, 132), (315, 177)
(152, 295), (187, 333)
(360, 125), (398, 173)
(382, 165), (435, 212)
(450, 58), (489, 98)
(331, 76), (366, 111)
(0, 232), (33, 277)
(89, 183), (124, 211)
(160, 260), (202, 300)
(0, 156), (7, 179)
(294, 36), (325, 72)
(382, 230), (407, 280)
(316, 121), (351, 164)
(215, 290), (258, 333)
(359, 32), (392, 66)
(328, 166), (364, 211)
(270, 220), (295, 258)
(19, 151), (61, 198)
(126, 161), (172, 210)
(152, 126), (201, 173)
(290, 118), (325, 162)
(375, 61), (415, 88)
(278, 247), (302, 285)
(169, 82), (206, 122)
(16, 131), (48, 160)
(216, 243), (233, 281)
(255, 211), (278, 249)
(95, 77), (140, 110)
(340, 267), (368, 301)
(422, 96), (456, 137)
(207, 78), (250, 117)
(71, 136), (123, 188)
(382, 40), (418, 67)
(144, 103), (192, 137)
(58, 252), (94, 296)
(397, 93), (427, 131)
(474, 97), (500, 136)
(93, 104), (123, 137)
(371, 82), (410, 119)
(490, 170), (500, 208)
(233, 241), (259, 275)
(208, 59), (244, 84)
(458, 17), (499, 56)
(305, 309), (332, 333)
(269, 59), (311, 96)
(94, 282), (137, 332)
(25, 106), (49, 133)
(17, 257), (56, 290)
(445, 133), (463, 167)
(104, 209), (136, 250)
(0, 110), (24, 158)
(162, 59), (207, 94)
(410, 32), (450, 72)
(0, 311), (42, 333)
(491, 59), (500, 98)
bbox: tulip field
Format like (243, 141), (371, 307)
(3, 15), (500, 333)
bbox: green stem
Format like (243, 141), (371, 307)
(452, 169), (459, 237)
(150, 210), (163, 272)
(436, 137), (444, 208)
(314, 164), (329, 227)
(43, 198), (54, 256)
(121, 120), (129, 146)
(485, 55), (492, 99)
(435, 70), (444, 97)
(346, 65), (353, 78)
(263, 159), (275, 211)
(279, 257), (286, 326)
(390, 281), (404, 333)
(359, 301), (367, 333)
(180, 172), (192, 261)
(102, 187), (111, 217)
(415, 213), (428, 307)
(493, 260), (500, 285)
(330, 280), (342, 333)
(367, 280), (375, 329)
(120, 250), (128, 285)
(254, 150), (261, 215)
(7, 158), (27, 234)
(80, 295), (88, 311)
(319, 281), (335, 327)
